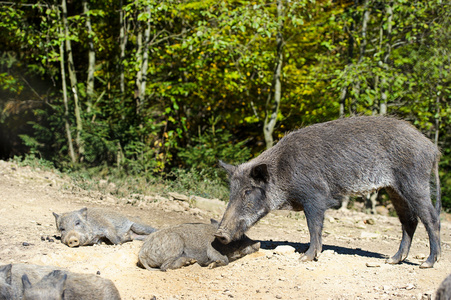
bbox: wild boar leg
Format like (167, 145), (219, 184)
(131, 222), (157, 235)
(104, 229), (122, 245)
(387, 185), (441, 268)
(167, 257), (197, 270)
(386, 188), (418, 265)
(301, 200), (326, 262)
(206, 245), (229, 267)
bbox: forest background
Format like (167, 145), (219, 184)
(0, 0), (450, 210)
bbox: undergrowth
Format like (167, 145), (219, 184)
(10, 155), (230, 201)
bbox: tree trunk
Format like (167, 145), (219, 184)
(83, 0), (95, 114)
(435, 65), (443, 146)
(358, 0), (370, 63)
(379, 3), (392, 115)
(139, 6), (152, 111)
(119, 0), (129, 95)
(339, 2), (357, 118)
(62, 0), (83, 157)
(58, 26), (76, 163)
(264, 0), (284, 149)
(351, 0), (369, 115)
(339, 86), (347, 118)
(135, 20), (143, 112)
(435, 96), (440, 146)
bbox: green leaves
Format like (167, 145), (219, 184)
(1, 0), (451, 209)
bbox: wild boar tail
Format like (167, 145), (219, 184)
(137, 258), (155, 271)
(431, 158), (441, 215)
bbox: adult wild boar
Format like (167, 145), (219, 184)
(215, 116), (441, 268)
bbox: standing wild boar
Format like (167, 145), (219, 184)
(215, 116), (441, 268)
(138, 220), (260, 271)
(53, 207), (157, 247)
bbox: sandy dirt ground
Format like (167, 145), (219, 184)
(0, 160), (450, 300)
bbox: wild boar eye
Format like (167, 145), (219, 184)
(60, 228), (65, 232)
(75, 220), (80, 226)
(244, 189), (252, 196)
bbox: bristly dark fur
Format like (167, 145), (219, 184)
(216, 116), (441, 268)
(436, 274), (451, 300)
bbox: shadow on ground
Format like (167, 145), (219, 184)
(259, 239), (420, 266)
(260, 239), (392, 260)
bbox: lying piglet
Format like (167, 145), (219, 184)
(138, 220), (260, 271)
(53, 207), (157, 247)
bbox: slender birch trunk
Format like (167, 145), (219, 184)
(135, 22), (143, 112)
(358, 0), (370, 63)
(339, 2), (356, 118)
(140, 7), (151, 107)
(119, 0), (129, 95)
(435, 65), (443, 146)
(135, 6), (151, 113)
(58, 26), (76, 163)
(264, 0), (284, 149)
(83, 0), (95, 114)
(435, 96), (440, 146)
(352, 0), (369, 114)
(62, 0), (83, 157)
(380, 4), (392, 115)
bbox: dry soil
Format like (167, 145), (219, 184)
(0, 160), (450, 299)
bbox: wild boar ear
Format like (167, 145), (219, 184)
(52, 212), (60, 221)
(219, 160), (237, 176)
(78, 207), (88, 219)
(48, 270), (67, 290)
(22, 274), (32, 289)
(250, 164), (269, 183)
(0, 264), (12, 284)
(58, 274), (68, 290)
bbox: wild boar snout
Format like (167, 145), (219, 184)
(214, 229), (232, 244)
(65, 231), (81, 247)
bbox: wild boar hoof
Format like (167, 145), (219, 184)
(300, 252), (318, 262)
(419, 256), (436, 269)
(184, 259), (197, 266)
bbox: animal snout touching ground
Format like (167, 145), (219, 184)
(65, 232), (80, 247)
(214, 229), (231, 244)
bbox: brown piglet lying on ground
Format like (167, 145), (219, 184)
(53, 207), (157, 247)
(138, 220), (260, 271)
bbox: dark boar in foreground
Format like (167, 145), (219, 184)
(138, 220), (260, 271)
(0, 263), (120, 300)
(22, 269), (120, 300)
(22, 270), (66, 300)
(436, 274), (451, 300)
(216, 116), (441, 268)
(0, 264), (13, 300)
(53, 207), (157, 247)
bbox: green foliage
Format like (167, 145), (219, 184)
(18, 134), (43, 157)
(10, 154), (55, 171)
(177, 117), (252, 177)
(1, 0), (451, 210)
(439, 149), (451, 212)
(165, 168), (230, 201)
(67, 164), (230, 202)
